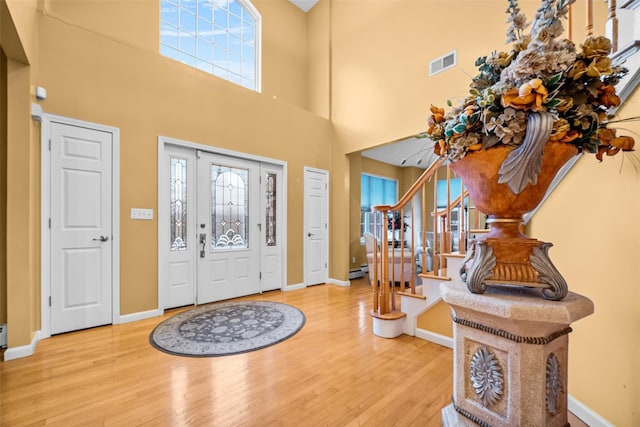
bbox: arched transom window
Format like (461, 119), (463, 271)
(160, 0), (261, 91)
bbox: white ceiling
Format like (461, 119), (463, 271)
(361, 136), (437, 169)
(289, 0), (320, 13)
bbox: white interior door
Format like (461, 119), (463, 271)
(260, 164), (283, 292)
(196, 152), (260, 303)
(50, 122), (113, 334)
(165, 146), (196, 308)
(304, 168), (328, 286)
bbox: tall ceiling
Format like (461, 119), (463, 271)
(361, 137), (438, 169)
(286, 0), (435, 169)
(288, 0), (320, 13)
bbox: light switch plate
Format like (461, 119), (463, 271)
(130, 208), (154, 220)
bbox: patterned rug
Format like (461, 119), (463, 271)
(149, 301), (306, 357)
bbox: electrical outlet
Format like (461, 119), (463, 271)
(352, 257), (356, 263)
(130, 208), (154, 220)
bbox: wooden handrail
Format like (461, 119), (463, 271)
(382, 157), (446, 212)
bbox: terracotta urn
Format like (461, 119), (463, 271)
(450, 141), (579, 300)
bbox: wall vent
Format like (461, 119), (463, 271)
(0, 324), (7, 348)
(429, 50), (457, 76)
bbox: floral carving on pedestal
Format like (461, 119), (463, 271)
(470, 347), (504, 407)
(546, 352), (563, 414)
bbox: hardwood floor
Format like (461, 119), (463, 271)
(0, 278), (453, 426)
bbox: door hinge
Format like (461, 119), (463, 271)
(325, 262), (327, 268)
(49, 296), (51, 307)
(325, 183), (328, 190)
(48, 139), (51, 151)
(259, 272), (262, 280)
(48, 218), (51, 229)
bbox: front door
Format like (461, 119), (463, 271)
(196, 152), (261, 303)
(50, 121), (113, 334)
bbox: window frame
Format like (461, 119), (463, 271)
(360, 173), (399, 244)
(160, 0), (262, 92)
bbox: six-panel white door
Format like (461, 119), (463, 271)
(304, 168), (328, 286)
(50, 122), (113, 334)
(196, 152), (261, 303)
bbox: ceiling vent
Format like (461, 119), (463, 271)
(429, 50), (457, 76)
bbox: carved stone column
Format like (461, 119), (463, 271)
(440, 281), (594, 427)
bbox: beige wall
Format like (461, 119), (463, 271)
(33, 0), (333, 316)
(528, 92), (640, 426)
(0, 50), (5, 326)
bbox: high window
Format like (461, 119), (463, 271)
(160, 0), (261, 91)
(360, 174), (398, 241)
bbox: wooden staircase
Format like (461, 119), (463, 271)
(367, 0), (640, 343)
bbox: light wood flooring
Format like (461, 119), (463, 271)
(0, 278), (453, 426)
(0, 277), (589, 426)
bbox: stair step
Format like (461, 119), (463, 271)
(397, 291), (426, 300)
(420, 272), (451, 281)
(442, 252), (465, 258)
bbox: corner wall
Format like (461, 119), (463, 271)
(528, 91), (640, 426)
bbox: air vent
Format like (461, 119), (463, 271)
(429, 50), (457, 76)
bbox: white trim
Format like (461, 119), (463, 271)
(119, 309), (164, 324)
(3, 331), (41, 361)
(415, 327), (453, 349)
(327, 278), (350, 287)
(568, 395), (614, 427)
(284, 282), (306, 291)
(157, 136), (288, 310)
(40, 114), (121, 339)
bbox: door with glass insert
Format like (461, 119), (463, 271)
(196, 152), (260, 303)
(166, 147), (196, 309)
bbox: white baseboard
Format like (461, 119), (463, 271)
(327, 278), (350, 287)
(3, 330), (41, 361)
(119, 309), (163, 324)
(568, 395), (614, 427)
(284, 282), (306, 291)
(415, 328), (453, 349)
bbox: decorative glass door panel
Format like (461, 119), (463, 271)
(265, 172), (277, 247)
(211, 165), (249, 250)
(170, 157), (188, 251)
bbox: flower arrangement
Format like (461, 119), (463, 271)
(387, 211), (409, 232)
(424, 0), (635, 164)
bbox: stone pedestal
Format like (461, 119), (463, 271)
(440, 281), (594, 427)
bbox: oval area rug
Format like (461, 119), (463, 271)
(150, 301), (306, 357)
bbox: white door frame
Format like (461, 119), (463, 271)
(40, 113), (120, 339)
(157, 136), (288, 312)
(303, 166), (329, 286)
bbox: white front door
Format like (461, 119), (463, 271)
(304, 168), (328, 286)
(196, 152), (261, 303)
(50, 122), (113, 334)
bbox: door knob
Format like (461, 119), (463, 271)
(307, 232), (314, 237)
(92, 236), (109, 242)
